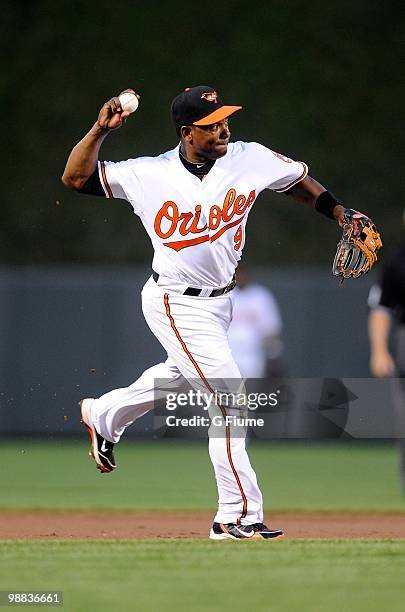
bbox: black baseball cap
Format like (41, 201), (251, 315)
(171, 85), (242, 132)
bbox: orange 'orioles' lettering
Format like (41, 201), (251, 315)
(154, 202), (208, 238)
(179, 205), (208, 236)
(222, 188), (236, 222)
(154, 201), (178, 239)
(154, 189), (256, 251)
(209, 205), (222, 230)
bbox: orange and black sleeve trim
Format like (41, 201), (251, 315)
(100, 161), (114, 198)
(274, 162), (308, 193)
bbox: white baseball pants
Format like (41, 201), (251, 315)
(90, 275), (264, 525)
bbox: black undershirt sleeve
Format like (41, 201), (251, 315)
(380, 262), (399, 311)
(379, 255), (405, 324)
(78, 168), (105, 196)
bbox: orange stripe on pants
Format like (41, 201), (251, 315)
(163, 292), (247, 524)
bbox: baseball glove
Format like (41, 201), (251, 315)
(332, 209), (382, 281)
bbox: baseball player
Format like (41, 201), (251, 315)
(368, 241), (405, 492)
(62, 85), (371, 540)
(228, 265), (284, 379)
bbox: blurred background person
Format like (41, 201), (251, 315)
(228, 265), (284, 380)
(368, 232), (405, 492)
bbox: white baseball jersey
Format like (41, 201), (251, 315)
(98, 141), (307, 287)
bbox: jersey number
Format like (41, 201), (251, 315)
(234, 225), (243, 250)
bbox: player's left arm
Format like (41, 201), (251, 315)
(286, 175), (382, 278)
(285, 175), (346, 224)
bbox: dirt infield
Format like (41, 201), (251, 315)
(1, 511), (405, 539)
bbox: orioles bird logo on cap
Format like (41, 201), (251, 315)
(201, 91), (219, 103)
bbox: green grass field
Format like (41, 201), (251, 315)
(1, 440), (405, 611)
(1, 540), (405, 612)
(1, 439), (404, 511)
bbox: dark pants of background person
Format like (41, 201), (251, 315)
(393, 326), (405, 492)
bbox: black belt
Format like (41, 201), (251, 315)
(152, 271), (236, 297)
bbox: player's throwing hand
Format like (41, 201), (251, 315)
(97, 89), (140, 131)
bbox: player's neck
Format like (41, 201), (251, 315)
(179, 145), (202, 164)
(179, 148), (215, 180)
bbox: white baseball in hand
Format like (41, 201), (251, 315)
(118, 92), (139, 114)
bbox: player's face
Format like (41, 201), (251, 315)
(189, 119), (231, 160)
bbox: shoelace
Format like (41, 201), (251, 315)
(253, 523), (268, 531)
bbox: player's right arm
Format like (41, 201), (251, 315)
(61, 91), (135, 191)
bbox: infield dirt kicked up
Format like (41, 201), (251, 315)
(1, 511), (405, 540)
